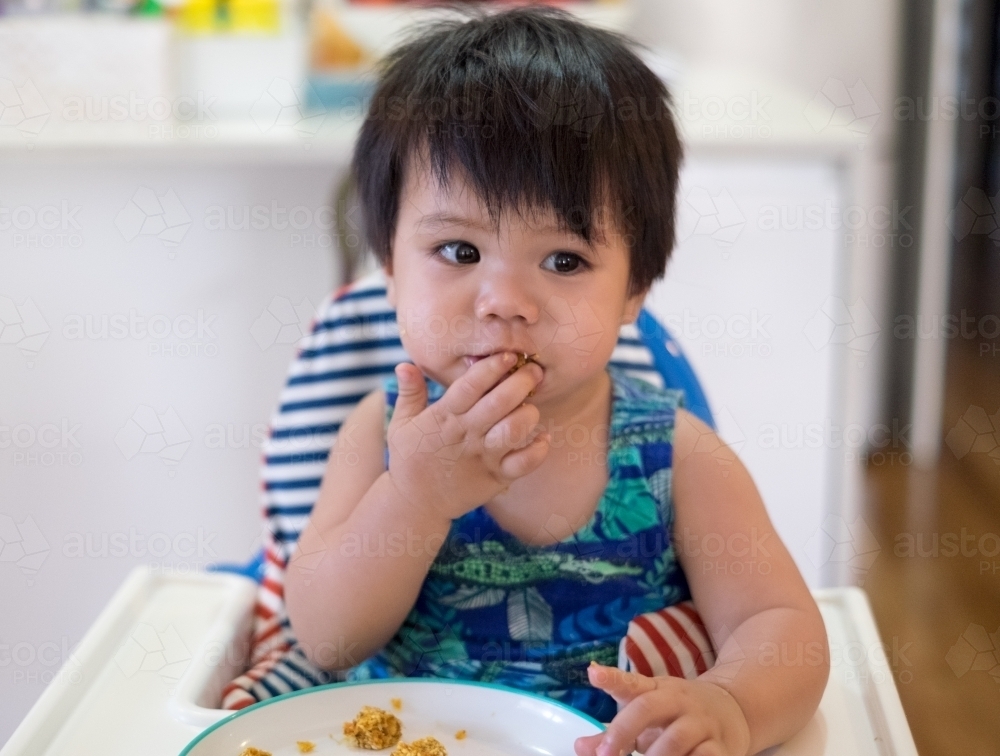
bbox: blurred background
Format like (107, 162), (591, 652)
(0, 0), (998, 753)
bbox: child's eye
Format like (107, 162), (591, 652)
(542, 251), (590, 274)
(436, 241), (480, 265)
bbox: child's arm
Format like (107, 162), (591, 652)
(284, 387), (455, 670)
(577, 408), (829, 756)
(285, 354), (548, 671)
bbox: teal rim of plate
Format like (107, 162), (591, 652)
(178, 676), (608, 755)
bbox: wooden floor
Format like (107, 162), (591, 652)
(862, 340), (1000, 755)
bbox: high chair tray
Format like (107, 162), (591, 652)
(1, 567), (918, 756)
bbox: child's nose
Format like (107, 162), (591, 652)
(474, 275), (540, 325)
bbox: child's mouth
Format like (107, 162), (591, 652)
(464, 351), (543, 395)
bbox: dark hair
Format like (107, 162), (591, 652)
(351, 4), (683, 299)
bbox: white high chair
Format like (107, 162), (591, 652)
(1, 269), (919, 756)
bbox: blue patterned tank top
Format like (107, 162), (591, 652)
(341, 364), (692, 722)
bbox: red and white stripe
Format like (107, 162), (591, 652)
(619, 601), (716, 680)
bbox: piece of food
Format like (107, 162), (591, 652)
(343, 705), (403, 750)
(239, 748), (272, 756)
(390, 697), (402, 711)
(506, 352), (540, 397)
(297, 742), (315, 753)
(454, 730), (466, 740)
(391, 736), (448, 756)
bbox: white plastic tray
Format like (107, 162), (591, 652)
(1, 567), (918, 756)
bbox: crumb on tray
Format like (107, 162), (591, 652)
(343, 705), (403, 750)
(392, 736), (447, 756)
(297, 741), (315, 753)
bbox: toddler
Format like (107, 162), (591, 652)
(280, 7), (829, 756)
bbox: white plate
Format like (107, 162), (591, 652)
(179, 679), (606, 756)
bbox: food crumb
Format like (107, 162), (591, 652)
(507, 353), (541, 398)
(390, 698), (402, 711)
(239, 748), (272, 756)
(343, 705), (403, 750)
(297, 742), (315, 753)
(392, 736), (447, 756)
(454, 730), (466, 740)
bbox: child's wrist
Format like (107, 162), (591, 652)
(704, 680), (752, 756)
(382, 471), (455, 529)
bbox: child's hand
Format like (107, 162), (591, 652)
(386, 352), (549, 521)
(575, 663), (751, 756)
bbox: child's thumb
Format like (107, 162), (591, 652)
(393, 362), (428, 421)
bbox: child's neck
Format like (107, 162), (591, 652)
(532, 366), (613, 444)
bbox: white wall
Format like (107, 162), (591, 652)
(0, 154), (340, 741)
(632, 0), (902, 585)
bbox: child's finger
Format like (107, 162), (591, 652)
(587, 662), (657, 705)
(390, 362), (429, 422)
(483, 402), (541, 454)
(463, 360), (543, 433)
(573, 732), (604, 756)
(497, 429), (550, 480)
(438, 352), (518, 416)
(574, 727), (664, 756)
(594, 692), (684, 756)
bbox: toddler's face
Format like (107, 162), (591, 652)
(385, 157), (646, 405)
